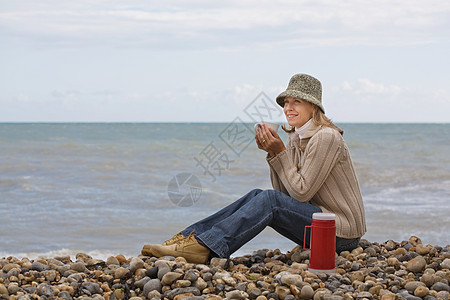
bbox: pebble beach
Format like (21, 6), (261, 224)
(1, 236), (449, 300)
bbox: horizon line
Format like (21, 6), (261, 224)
(1, 121), (449, 125)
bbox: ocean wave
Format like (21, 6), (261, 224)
(0, 248), (135, 261)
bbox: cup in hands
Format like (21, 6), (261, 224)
(254, 122), (280, 134)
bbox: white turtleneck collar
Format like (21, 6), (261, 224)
(294, 118), (313, 139)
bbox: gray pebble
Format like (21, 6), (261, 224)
(441, 258), (450, 270)
(167, 287), (201, 299)
(143, 278), (162, 296)
(70, 261), (86, 273)
(215, 283), (225, 292)
(36, 283), (54, 297)
(202, 272), (213, 282)
(184, 269), (199, 282)
(146, 266), (158, 279)
(351, 261), (362, 271)
(253, 249), (268, 258)
(291, 250), (310, 262)
(7, 284), (20, 295)
(129, 257), (145, 273)
(266, 292), (279, 300)
(431, 282), (450, 292)
(134, 276), (151, 289)
(55, 265), (70, 274)
(225, 290), (248, 300)
(67, 273), (83, 283)
(209, 257), (228, 269)
(436, 291), (449, 299)
(385, 240), (396, 251)
(81, 282), (102, 295)
(404, 243), (413, 251)
(359, 239), (371, 248)
(22, 286), (36, 294)
(300, 285), (314, 299)
(58, 291), (73, 300)
(155, 261), (170, 280)
(31, 261), (50, 272)
(235, 282), (247, 291)
(364, 247), (377, 257)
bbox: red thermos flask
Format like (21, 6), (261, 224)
(304, 212), (336, 274)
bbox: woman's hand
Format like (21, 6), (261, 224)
(255, 124), (286, 157)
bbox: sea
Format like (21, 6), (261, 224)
(0, 123), (449, 260)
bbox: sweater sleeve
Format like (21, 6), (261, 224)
(268, 129), (342, 202)
(268, 158), (290, 195)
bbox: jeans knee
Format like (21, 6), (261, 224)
(251, 189), (274, 205)
(263, 189), (282, 201)
(249, 188), (263, 196)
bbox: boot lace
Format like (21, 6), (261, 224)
(175, 230), (197, 246)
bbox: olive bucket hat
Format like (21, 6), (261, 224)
(276, 73), (325, 113)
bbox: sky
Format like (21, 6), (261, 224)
(1, 0), (449, 123)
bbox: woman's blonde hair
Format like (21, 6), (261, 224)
(282, 105), (343, 135)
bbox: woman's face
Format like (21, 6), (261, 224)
(283, 97), (315, 128)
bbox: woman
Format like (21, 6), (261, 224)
(142, 73), (366, 264)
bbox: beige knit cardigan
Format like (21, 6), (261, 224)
(267, 123), (366, 238)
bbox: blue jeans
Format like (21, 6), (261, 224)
(181, 189), (319, 257)
(182, 189), (360, 257)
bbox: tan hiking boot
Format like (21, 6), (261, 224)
(141, 232), (187, 256)
(141, 244), (154, 256)
(150, 235), (210, 264)
(162, 233), (185, 246)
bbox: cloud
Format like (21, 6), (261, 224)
(52, 90), (81, 99)
(12, 93), (30, 103)
(339, 79), (403, 99)
(224, 84), (264, 105)
(1, 0), (449, 50)
(328, 78), (449, 122)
